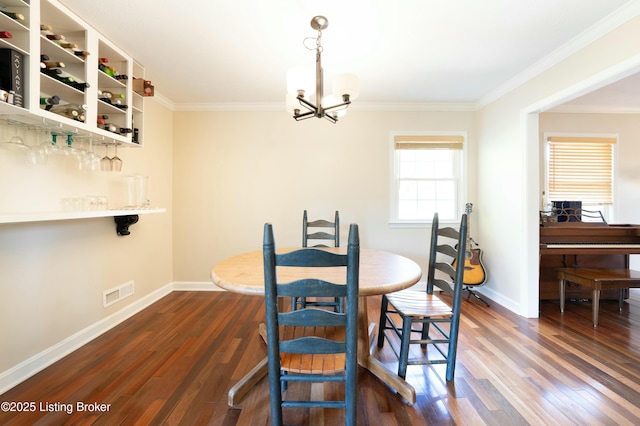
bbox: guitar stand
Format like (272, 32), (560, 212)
(464, 286), (490, 307)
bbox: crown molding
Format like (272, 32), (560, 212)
(170, 101), (477, 113)
(477, 1), (640, 108)
(154, 2), (640, 114)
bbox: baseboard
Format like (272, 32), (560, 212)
(474, 286), (520, 314)
(172, 281), (224, 291)
(0, 282), (177, 395)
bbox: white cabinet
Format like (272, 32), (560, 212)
(0, 0), (144, 146)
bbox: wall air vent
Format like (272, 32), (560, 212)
(103, 280), (135, 308)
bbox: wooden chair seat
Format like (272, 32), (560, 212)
(279, 325), (346, 374)
(385, 290), (453, 318)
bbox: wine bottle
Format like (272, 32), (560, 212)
(41, 68), (63, 78)
(45, 34), (65, 41)
(0, 31), (13, 39)
(1, 11), (24, 21)
(58, 42), (78, 49)
(42, 61), (65, 69)
(102, 123), (118, 133)
(69, 81), (89, 91)
(49, 103), (87, 121)
(40, 24), (53, 32)
(98, 90), (112, 104)
(40, 95), (61, 110)
(73, 50), (90, 58)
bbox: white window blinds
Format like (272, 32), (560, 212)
(547, 136), (615, 205)
(394, 135), (464, 150)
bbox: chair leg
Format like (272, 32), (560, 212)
(377, 296), (389, 348)
(398, 317), (412, 379)
(445, 317), (461, 381)
(420, 320), (429, 349)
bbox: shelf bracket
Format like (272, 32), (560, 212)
(114, 215), (139, 236)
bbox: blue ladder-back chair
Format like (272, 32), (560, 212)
(263, 222), (359, 426)
(303, 210), (340, 248)
(377, 212), (467, 381)
(296, 210), (342, 311)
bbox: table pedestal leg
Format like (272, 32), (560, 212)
(228, 356), (268, 407)
(228, 299), (418, 407)
(227, 323), (269, 407)
(358, 296), (417, 405)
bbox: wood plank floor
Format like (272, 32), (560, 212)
(2, 289), (640, 425)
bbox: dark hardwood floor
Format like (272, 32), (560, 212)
(2, 289), (640, 425)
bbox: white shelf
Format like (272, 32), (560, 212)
(0, 207), (165, 225)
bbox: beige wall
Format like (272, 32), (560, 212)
(0, 99), (173, 381)
(172, 109), (477, 283)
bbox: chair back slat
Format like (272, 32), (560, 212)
(278, 308), (346, 327)
(280, 337), (346, 354)
(277, 248), (348, 268)
(277, 279), (347, 298)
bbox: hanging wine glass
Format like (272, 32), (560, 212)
(100, 144), (112, 171)
(61, 134), (82, 170)
(85, 138), (101, 171)
(26, 126), (49, 166)
(0, 135), (34, 165)
(110, 143), (122, 172)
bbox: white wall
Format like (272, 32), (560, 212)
(172, 109), (476, 283)
(0, 99), (173, 389)
(475, 15), (640, 317)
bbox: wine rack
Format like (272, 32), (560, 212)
(0, 1), (30, 54)
(0, 0), (145, 146)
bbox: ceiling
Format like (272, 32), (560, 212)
(57, 0), (640, 111)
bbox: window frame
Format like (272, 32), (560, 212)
(389, 131), (467, 228)
(543, 133), (617, 221)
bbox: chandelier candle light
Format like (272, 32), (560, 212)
(286, 16), (360, 123)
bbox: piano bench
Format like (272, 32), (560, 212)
(557, 268), (640, 327)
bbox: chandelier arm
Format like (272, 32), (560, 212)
(323, 100), (351, 113)
(294, 111), (317, 121)
(323, 114), (338, 124)
(296, 96), (318, 112)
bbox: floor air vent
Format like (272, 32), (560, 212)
(103, 280), (135, 308)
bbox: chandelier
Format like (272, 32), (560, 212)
(286, 16), (360, 123)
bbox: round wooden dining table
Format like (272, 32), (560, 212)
(211, 247), (422, 406)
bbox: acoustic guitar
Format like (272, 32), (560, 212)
(456, 203), (487, 285)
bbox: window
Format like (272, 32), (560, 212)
(390, 133), (465, 225)
(545, 135), (616, 220)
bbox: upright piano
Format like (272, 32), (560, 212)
(539, 220), (640, 300)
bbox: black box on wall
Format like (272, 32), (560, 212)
(0, 48), (24, 108)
